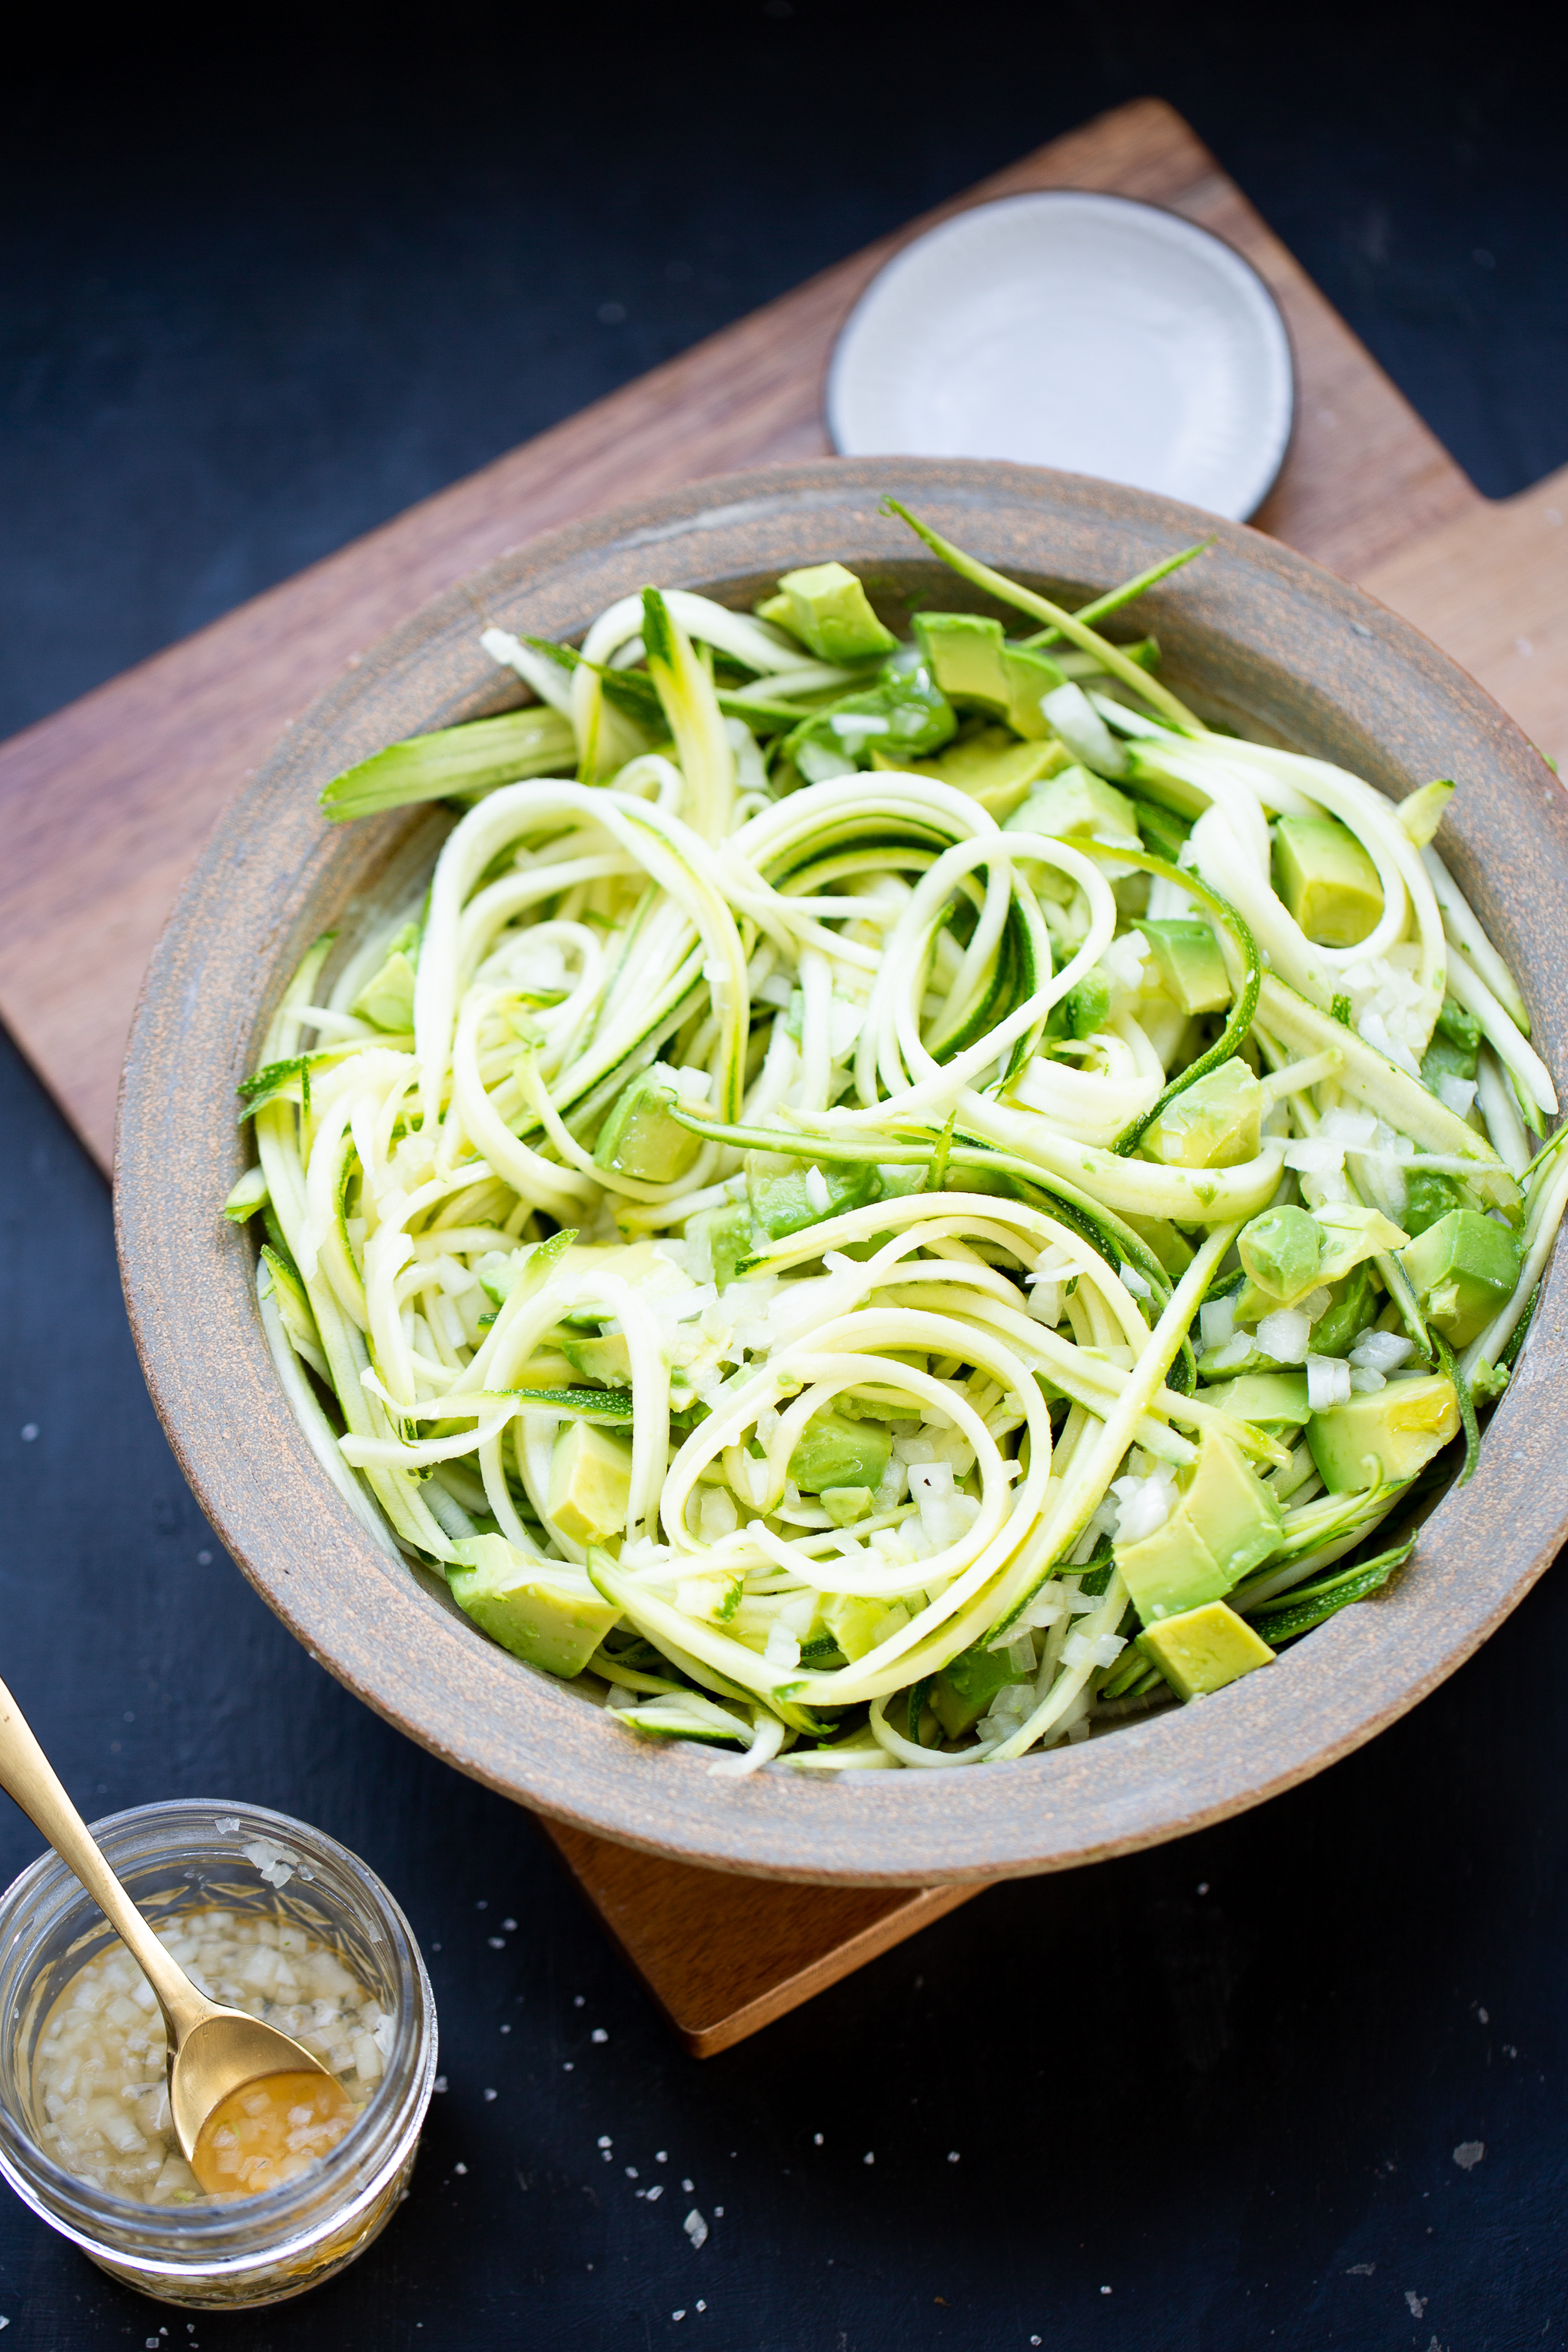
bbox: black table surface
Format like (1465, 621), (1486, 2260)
(4, 9), (1568, 2345)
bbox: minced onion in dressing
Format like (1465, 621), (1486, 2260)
(228, 507), (1566, 1773)
(33, 1912), (386, 2204)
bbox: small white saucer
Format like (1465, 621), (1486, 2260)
(827, 191), (1295, 521)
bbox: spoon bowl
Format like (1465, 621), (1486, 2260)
(0, 1676), (337, 2172)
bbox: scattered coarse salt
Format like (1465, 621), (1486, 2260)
(483, 2088), (497, 2102)
(597, 2134), (612, 2148)
(862, 2151), (875, 2166)
(591, 2028), (608, 2044)
(683, 2208), (709, 2247)
(453, 2161), (468, 2175)
(948, 2150), (960, 2164)
(212, 1816), (240, 1834)
(1453, 2140), (1485, 2170)
(434, 2075), (448, 2093)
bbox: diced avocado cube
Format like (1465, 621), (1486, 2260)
(1305, 1373), (1460, 1493)
(1141, 1058), (1263, 1170)
(769, 563), (897, 663)
(1001, 643), (1069, 738)
(820, 1590), (909, 1665)
(593, 1064), (702, 1184)
(746, 1152), (882, 1239)
(546, 1421), (635, 1546)
(351, 945), (417, 1032)
(1116, 1429), (1284, 1625)
(1397, 1208), (1520, 1346)
(684, 1201), (753, 1288)
(1004, 764), (1140, 846)
(1135, 918), (1231, 1015)
(821, 1485), (875, 1526)
(931, 1638), (1020, 1739)
(912, 612), (1009, 708)
(1199, 1373), (1311, 1436)
(789, 1411), (892, 1495)
(1273, 816), (1384, 947)
(1137, 1601), (1276, 1701)
(891, 726), (1068, 818)
(1238, 1204), (1325, 1305)
(559, 1331), (632, 1388)
(1400, 1171), (1464, 1241)
(1044, 968), (1111, 1043)
(449, 1534), (621, 1677)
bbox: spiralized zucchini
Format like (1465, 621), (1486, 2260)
(228, 511), (1564, 1776)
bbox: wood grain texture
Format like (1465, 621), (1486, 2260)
(1362, 468), (1568, 770)
(0, 95), (1486, 1169)
(542, 1822), (978, 2057)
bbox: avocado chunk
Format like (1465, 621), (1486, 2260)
(789, 1411), (892, 1495)
(547, 1421), (635, 1546)
(931, 1638), (1021, 1739)
(746, 1152), (882, 1239)
(912, 612), (1009, 708)
(1116, 1429), (1284, 1625)
(1273, 816), (1384, 947)
(1397, 1208), (1519, 1346)
(684, 1200), (753, 1288)
(559, 1330), (632, 1388)
(1399, 1170), (1464, 1241)
(1002, 644), (1071, 738)
(1134, 918), (1231, 1016)
(894, 725), (1068, 818)
(1200, 1373), (1311, 1436)
(1141, 1058), (1263, 1170)
(449, 1535), (621, 1676)
(593, 1064), (702, 1184)
(1305, 1372), (1460, 1492)
(351, 939), (417, 1032)
(821, 1485), (875, 1526)
(763, 563), (897, 663)
(1004, 764), (1141, 846)
(1137, 1600), (1276, 1700)
(1238, 1204), (1325, 1305)
(819, 1590), (909, 1665)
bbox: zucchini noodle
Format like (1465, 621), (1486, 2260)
(226, 532), (1565, 1773)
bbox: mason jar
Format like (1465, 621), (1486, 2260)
(0, 1799), (437, 2309)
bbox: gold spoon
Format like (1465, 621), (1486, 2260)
(0, 1674), (350, 2188)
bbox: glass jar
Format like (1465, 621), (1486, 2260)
(0, 1799), (437, 2310)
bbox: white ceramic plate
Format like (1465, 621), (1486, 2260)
(828, 191), (1295, 520)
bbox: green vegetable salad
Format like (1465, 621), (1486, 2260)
(226, 505), (1566, 1774)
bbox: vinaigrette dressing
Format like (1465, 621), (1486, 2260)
(32, 1909), (387, 2204)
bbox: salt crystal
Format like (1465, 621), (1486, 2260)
(1453, 2140), (1485, 2170)
(683, 2208), (709, 2247)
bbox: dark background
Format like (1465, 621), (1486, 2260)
(3, 4), (1566, 2344)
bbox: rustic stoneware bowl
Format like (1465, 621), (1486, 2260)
(115, 458), (1568, 1888)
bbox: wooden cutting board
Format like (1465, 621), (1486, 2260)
(5, 97), (1564, 2058)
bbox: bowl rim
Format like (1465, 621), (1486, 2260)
(115, 455), (1568, 1888)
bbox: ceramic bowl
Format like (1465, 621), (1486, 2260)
(115, 459), (1568, 1887)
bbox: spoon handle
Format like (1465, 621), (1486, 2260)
(0, 1676), (209, 2045)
